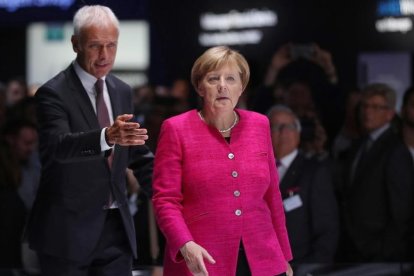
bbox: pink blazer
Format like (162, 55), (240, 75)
(152, 109), (292, 276)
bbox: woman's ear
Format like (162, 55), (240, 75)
(196, 85), (205, 98)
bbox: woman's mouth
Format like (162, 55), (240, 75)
(216, 96), (229, 100)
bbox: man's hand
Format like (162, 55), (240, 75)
(106, 114), (148, 146)
(309, 44), (338, 84)
(180, 241), (215, 276)
(264, 43), (293, 86)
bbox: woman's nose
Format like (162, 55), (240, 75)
(218, 78), (227, 91)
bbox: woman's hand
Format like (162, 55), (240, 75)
(180, 241), (216, 276)
(286, 262), (293, 276)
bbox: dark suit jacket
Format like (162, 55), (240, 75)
(280, 152), (339, 263)
(342, 127), (414, 261)
(26, 65), (153, 262)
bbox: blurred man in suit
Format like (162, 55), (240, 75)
(340, 83), (414, 261)
(268, 105), (339, 265)
(26, 5), (153, 276)
(401, 86), (414, 162)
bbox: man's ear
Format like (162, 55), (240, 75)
(71, 35), (79, 53)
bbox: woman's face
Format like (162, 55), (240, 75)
(197, 63), (243, 112)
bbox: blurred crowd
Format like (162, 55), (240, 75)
(1, 42), (414, 275)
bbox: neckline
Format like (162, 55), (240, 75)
(198, 110), (239, 133)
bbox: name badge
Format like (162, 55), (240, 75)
(283, 195), (303, 212)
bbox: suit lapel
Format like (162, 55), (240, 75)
(105, 75), (122, 119)
(105, 75), (124, 174)
(66, 65), (100, 129)
(280, 154), (304, 197)
(352, 128), (392, 185)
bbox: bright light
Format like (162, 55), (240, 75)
(200, 9), (277, 31)
(375, 17), (412, 32)
(400, 0), (414, 15)
(199, 30), (263, 46)
(198, 8), (277, 47)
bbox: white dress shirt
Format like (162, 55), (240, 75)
(277, 149), (298, 181)
(73, 61), (114, 151)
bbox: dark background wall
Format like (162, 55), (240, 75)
(0, 0), (413, 89)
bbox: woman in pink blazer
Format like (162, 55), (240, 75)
(153, 46), (293, 276)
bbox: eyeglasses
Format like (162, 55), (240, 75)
(271, 123), (298, 132)
(361, 103), (390, 111)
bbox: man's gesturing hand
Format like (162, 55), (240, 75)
(106, 114), (148, 146)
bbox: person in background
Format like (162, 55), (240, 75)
(401, 86), (414, 162)
(268, 105), (338, 268)
(332, 88), (362, 159)
(5, 77), (28, 107)
(0, 82), (6, 127)
(25, 5), (153, 276)
(0, 120), (39, 270)
(152, 46), (292, 276)
(251, 42), (344, 145)
(338, 83), (414, 261)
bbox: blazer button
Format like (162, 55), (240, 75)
(233, 190), (240, 197)
(232, 171), (238, 177)
(235, 209), (242, 216)
(228, 153), (235, 159)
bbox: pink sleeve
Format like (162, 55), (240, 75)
(152, 120), (193, 262)
(263, 119), (293, 261)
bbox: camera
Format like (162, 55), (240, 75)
(290, 44), (315, 60)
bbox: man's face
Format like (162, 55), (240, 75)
(270, 111), (300, 159)
(12, 127), (38, 162)
(402, 94), (414, 127)
(360, 95), (395, 132)
(72, 24), (118, 79)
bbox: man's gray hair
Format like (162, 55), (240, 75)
(267, 104), (302, 132)
(73, 5), (119, 36)
(363, 83), (396, 110)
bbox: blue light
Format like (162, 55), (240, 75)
(377, 0), (402, 17)
(0, 0), (75, 12)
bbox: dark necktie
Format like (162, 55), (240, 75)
(351, 137), (372, 183)
(357, 137), (372, 168)
(95, 79), (114, 207)
(95, 78), (111, 128)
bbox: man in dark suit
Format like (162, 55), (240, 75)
(340, 83), (414, 261)
(26, 5), (153, 275)
(268, 105), (339, 265)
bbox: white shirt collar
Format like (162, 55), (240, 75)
(409, 146), (414, 162)
(369, 123), (390, 142)
(279, 149), (299, 169)
(72, 60), (106, 96)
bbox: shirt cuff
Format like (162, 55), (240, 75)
(100, 127), (114, 151)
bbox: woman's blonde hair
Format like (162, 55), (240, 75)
(191, 46), (250, 92)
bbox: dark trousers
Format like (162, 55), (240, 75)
(38, 209), (133, 276)
(236, 242), (287, 276)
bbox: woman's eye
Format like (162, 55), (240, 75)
(208, 77), (219, 82)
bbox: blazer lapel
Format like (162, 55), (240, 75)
(105, 75), (122, 119)
(105, 75), (124, 172)
(280, 154), (304, 197)
(353, 128), (392, 185)
(66, 65), (100, 129)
